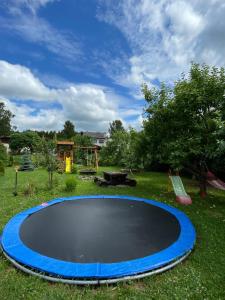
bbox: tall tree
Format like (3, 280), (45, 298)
(61, 120), (75, 139)
(10, 131), (41, 153)
(109, 120), (125, 136)
(0, 102), (14, 136)
(142, 63), (225, 196)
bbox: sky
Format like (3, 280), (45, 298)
(0, 0), (225, 132)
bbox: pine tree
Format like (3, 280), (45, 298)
(19, 148), (34, 171)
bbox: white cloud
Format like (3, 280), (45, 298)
(0, 0), (81, 62)
(2, 97), (62, 131)
(0, 60), (56, 101)
(0, 60), (121, 131)
(97, 0), (225, 92)
(2, 0), (57, 15)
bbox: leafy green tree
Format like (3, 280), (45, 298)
(10, 131), (41, 153)
(109, 120), (125, 136)
(100, 129), (143, 168)
(142, 63), (225, 196)
(0, 102), (14, 136)
(100, 130), (128, 166)
(73, 133), (92, 165)
(39, 138), (58, 189)
(61, 120), (75, 139)
(121, 129), (144, 169)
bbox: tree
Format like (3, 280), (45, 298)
(109, 120), (125, 136)
(142, 63), (225, 196)
(100, 130), (129, 166)
(0, 102), (14, 136)
(73, 133), (92, 165)
(121, 129), (144, 169)
(61, 120), (75, 139)
(39, 138), (58, 189)
(100, 128), (143, 168)
(10, 131), (41, 153)
(19, 148), (34, 171)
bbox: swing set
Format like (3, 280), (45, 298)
(75, 146), (99, 171)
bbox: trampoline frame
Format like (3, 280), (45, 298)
(0, 195), (196, 283)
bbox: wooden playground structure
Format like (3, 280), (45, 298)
(75, 146), (99, 170)
(56, 141), (98, 173)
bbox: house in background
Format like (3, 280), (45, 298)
(0, 136), (11, 153)
(82, 132), (108, 148)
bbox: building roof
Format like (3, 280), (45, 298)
(82, 132), (107, 139)
(57, 141), (74, 145)
(0, 136), (11, 143)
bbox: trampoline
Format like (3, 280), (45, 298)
(0, 195), (196, 284)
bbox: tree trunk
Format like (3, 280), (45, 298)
(50, 171), (53, 189)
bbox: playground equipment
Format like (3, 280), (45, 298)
(207, 171), (225, 191)
(75, 146), (99, 171)
(169, 175), (192, 205)
(65, 156), (72, 173)
(57, 141), (74, 173)
(1, 195), (195, 284)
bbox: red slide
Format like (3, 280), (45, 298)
(207, 171), (225, 191)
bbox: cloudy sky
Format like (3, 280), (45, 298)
(0, 0), (224, 132)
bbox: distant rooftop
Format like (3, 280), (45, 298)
(57, 141), (74, 145)
(82, 132), (107, 139)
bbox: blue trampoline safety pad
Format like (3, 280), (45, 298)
(1, 195), (196, 279)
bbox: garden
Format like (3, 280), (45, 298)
(0, 64), (225, 299)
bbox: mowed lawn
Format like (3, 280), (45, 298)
(0, 167), (225, 300)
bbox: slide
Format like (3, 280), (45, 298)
(65, 157), (71, 173)
(169, 175), (192, 205)
(207, 171), (225, 191)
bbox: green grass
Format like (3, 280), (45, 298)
(0, 167), (225, 300)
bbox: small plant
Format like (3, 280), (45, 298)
(65, 177), (77, 192)
(8, 155), (14, 167)
(57, 160), (65, 174)
(0, 160), (5, 175)
(53, 176), (59, 187)
(23, 182), (37, 196)
(71, 164), (77, 174)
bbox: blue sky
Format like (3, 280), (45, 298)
(0, 0), (224, 131)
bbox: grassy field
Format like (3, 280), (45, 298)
(0, 167), (225, 300)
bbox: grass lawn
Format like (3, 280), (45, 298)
(0, 167), (225, 300)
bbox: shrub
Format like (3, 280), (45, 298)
(8, 155), (13, 167)
(23, 182), (37, 196)
(32, 153), (45, 168)
(57, 160), (65, 174)
(0, 143), (8, 166)
(65, 177), (77, 192)
(71, 164), (77, 174)
(0, 160), (5, 175)
(13, 155), (21, 166)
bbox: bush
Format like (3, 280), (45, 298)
(32, 153), (45, 168)
(71, 164), (77, 174)
(0, 143), (8, 166)
(12, 155), (21, 166)
(57, 160), (65, 174)
(65, 177), (77, 192)
(0, 160), (5, 175)
(8, 155), (13, 167)
(23, 181), (37, 196)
